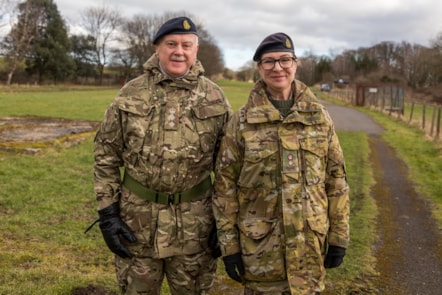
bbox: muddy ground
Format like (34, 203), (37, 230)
(2, 102), (442, 295)
(0, 116), (99, 153)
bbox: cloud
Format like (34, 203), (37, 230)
(52, 0), (442, 70)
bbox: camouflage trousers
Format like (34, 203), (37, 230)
(115, 250), (217, 295)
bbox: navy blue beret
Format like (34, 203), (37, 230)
(253, 32), (296, 61)
(153, 16), (198, 44)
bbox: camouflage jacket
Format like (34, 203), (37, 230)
(94, 55), (232, 258)
(213, 79), (350, 287)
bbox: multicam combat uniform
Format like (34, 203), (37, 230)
(94, 54), (232, 294)
(213, 79), (350, 294)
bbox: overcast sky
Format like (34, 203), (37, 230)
(54, 0), (442, 70)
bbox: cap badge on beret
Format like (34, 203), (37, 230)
(285, 38), (292, 49)
(153, 16), (197, 44)
(183, 19), (191, 30)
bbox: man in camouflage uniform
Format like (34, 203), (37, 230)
(213, 33), (350, 295)
(93, 16), (232, 295)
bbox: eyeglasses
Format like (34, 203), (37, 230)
(259, 57), (295, 70)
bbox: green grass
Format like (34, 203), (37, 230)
(373, 100), (440, 137)
(0, 81), (382, 294)
(0, 82), (253, 121)
(0, 86), (118, 121)
(323, 131), (378, 294)
(0, 138), (117, 294)
(217, 80), (254, 110)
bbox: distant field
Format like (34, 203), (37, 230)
(0, 81), (253, 120)
(0, 86), (118, 121)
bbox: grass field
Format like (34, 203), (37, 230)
(3, 80), (439, 294)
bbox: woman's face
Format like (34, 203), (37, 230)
(257, 52), (298, 92)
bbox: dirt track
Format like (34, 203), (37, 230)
(322, 100), (442, 294)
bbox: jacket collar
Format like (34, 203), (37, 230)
(245, 79), (323, 125)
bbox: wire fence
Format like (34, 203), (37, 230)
(325, 86), (442, 142)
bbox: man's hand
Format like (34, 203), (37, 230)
(98, 202), (137, 258)
(324, 245), (346, 268)
(223, 252), (245, 283)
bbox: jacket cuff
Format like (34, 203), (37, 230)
(221, 242), (241, 257)
(327, 233), (349, 248)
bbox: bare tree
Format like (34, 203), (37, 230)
(332, 50), (356, 79)
(370, 41), (397, 70)
(430, 32), (442, 86)
(236, 60), (256, 82)
(116, 14), (157, 78)
(297, 51), (317, 86)
(1, 0), (41, 85)
(80, 5), (122, 85)
(197, 27), (224, 78)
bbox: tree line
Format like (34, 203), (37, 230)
(0, 0), (223, 85)
(296, 39), (442, 96)
(1, 0), (442, 99)
(235, 38), (442, 100)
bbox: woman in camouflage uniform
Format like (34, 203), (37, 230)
(93, 17), (231, 295)
(213, 32), (350, 295)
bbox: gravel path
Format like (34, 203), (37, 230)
(321, 100), (442, 295)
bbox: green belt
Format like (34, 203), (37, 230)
(122, 173), (212, 205)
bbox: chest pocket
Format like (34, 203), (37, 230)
(239, 134), (279, 189)
(192, 103), (226, 153)
(299, 136), (328, 185)
(119, 100), (156, 161)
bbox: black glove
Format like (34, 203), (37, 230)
(223, 252), (245, 283)
(98, 202), (137, 258)
(324, 245), (346, 268)
(208, 224), (221, 258)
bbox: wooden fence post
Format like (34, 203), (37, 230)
(436, 108), (441, 139)
(430, 106), (436, 136)
(409, 102), (415, 124)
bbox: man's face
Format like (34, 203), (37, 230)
(155, 34), (199, 78)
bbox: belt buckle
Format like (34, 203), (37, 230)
(168, 194), (175, 204)
(167, 193), (182, 204)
